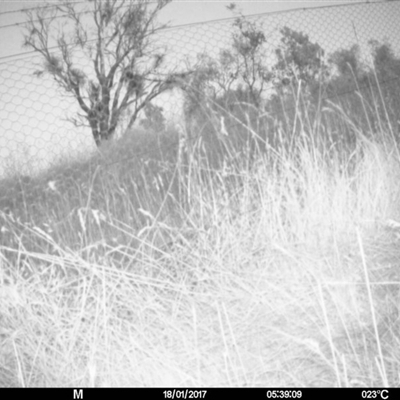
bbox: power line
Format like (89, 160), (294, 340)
(0, 2), (171, 62)
(0, 5), (238, 62)
(0, 0), (388, 35)
(0, 0), (177, 59)
(0, 0), (165, 31)
(0, 2), (94, 31)
(0, 0), (167, 17)
(0, 0), (166, 20)
(0, 3), (56, 17)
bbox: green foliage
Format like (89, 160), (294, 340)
(23, 0), (177, 147)
(329, 44), (362, 77)
(140, 103), (166, 132)
(273, 27), (330, 98)
(325, 41), (400, 140)
(179, 11), (400, 167)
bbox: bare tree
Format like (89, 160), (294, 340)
(23, 0), (179, 147)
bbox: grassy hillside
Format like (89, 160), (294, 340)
(0, 93), (399, 387)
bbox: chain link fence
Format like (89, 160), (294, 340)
(2, 3), (400, 388)
(0, 1), (400, 179)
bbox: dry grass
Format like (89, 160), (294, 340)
(0, 94), (400, 387)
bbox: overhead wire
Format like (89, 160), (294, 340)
(0, 0), (178, 30)
(0, 0), (241, 62)
(0, 0), (165, 18)
(0, 0), (398, 162)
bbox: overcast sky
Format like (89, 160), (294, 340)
(0, 0), (395, 177)
(0, 0), (356, 60)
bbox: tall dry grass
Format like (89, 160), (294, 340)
(0, 87), (399, 387)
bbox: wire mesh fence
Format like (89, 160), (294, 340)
(0, 0), (398, 232)
(0, 1), (399, 179)
(2, 2), (400, 388)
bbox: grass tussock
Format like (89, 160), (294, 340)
(0, 94), (400, 387)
